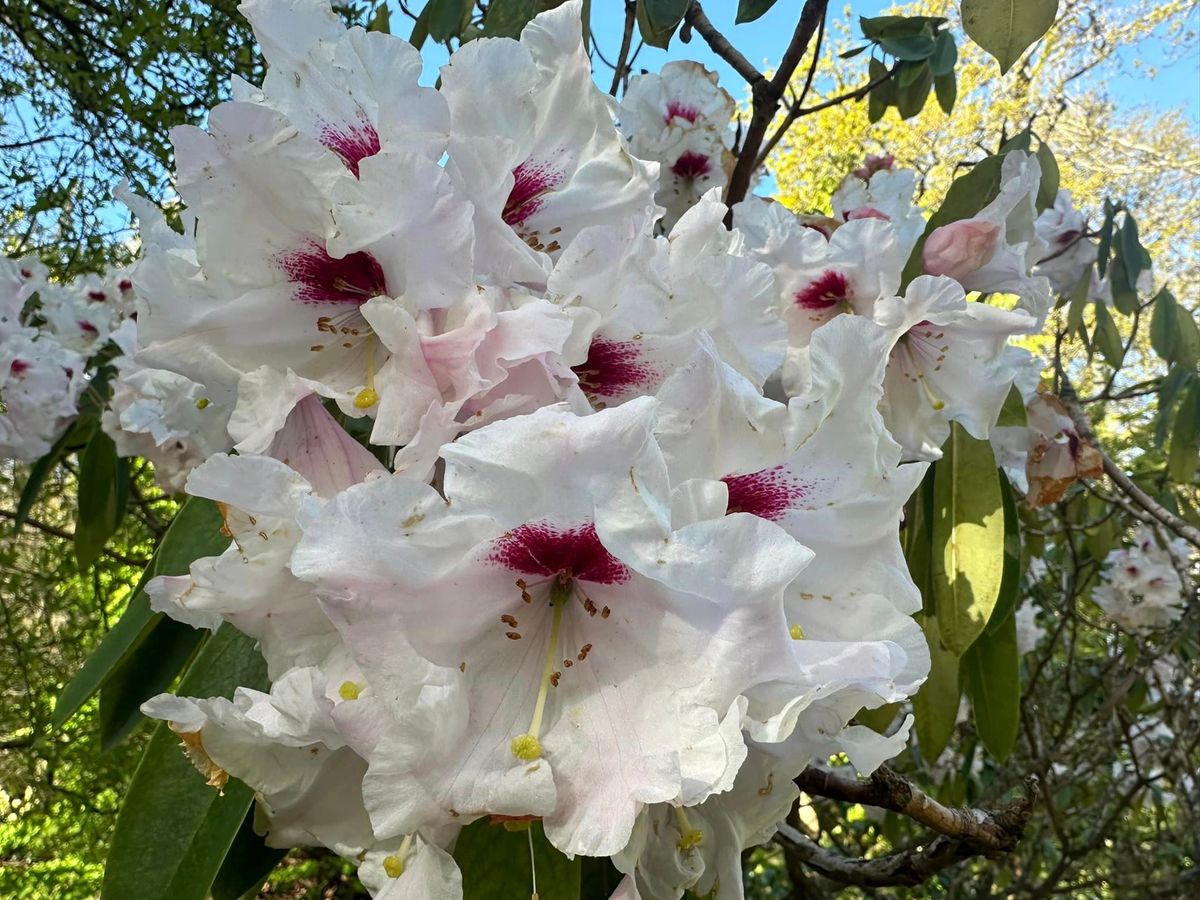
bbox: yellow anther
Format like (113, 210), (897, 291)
(338, 681), (361, 701)
(383, 854), (405, 878)
(353, 386), (379, 409)
(789, 624), (805, 641)
(195, 397), (210, 410)
(502, 818), (533, 832)
(511, 733), (543, 761)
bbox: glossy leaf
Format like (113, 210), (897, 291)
(961, 0), (1059, 74)
(1167, 381), (1200, 484)
(997, 384), (1027, 428)
(881, 34), (936, 60)
(933, 423), (1006, 656)
(913, 613), (962, 761)
(102, 625), (269, 900)
(896, 62), (933, 118)
(934, 70), (957, 114)
(636, 0), (688, 49)
(455, 819), (580, 900)
(1150, 289), (1179, 361)
(427, 0), (472, 42)
(1035, 140), (1059, 212)
(736, 0), (779, 24)
(962, 608), (1020, 761)
(985, 470), (1023, 636)
(930, 29), (957, 74)
(210, 807), (288, 900)
(74, 431), (128, 571)
(1092, 300), (1125, 368)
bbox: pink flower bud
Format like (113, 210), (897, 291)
(922, 218), (1000, 281)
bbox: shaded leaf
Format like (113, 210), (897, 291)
(75, 431), (127, 571)
(1149, 289), (1179, 361)
(102, 626), (269, 900)
(736, 0), (779, 25)
(962, 609), (1020, 761)
(211, 806), (288, 900)
(455, 819), (580, 900)
(52, 498), (228, 729)
(961, 0), (1059, 74)
(1167, 381), (1200, 484)
(636, 0), (688, 49)
(913, 613), (962, 761)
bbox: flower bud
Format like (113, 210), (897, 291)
(922, 218), (1001, 281)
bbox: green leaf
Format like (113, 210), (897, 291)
(636, 0), (688, 49)
(1034, 140), (1059, 212)
(860, 15), (947, 40)
(913, 613), (962, 761)
(427, 0), (472, 42)
(1109, 256), (1139, 315)
(1172, 303), (1200, 368)
(580, 857), (624, 900)
(1095, 200), (1116, 279)
(455, 819), (580, 900)
(52, 497), (228, 729)
(985, 470), (1022, 636)
(1066, 266), (1092, 347)
(102, 625), (269, 900)
(840, 44), (869, 59)
(895, 62), (933, 118)
(930, 29), (958, 75)
(1118, 213), (1144, 291)
(736, 0), (779, 24)
(856, 702), (901, 734)
(367, 2), (390, 33)
(867, 58), (894, 123)
(1091, 300), (1125, 368)
(962, 608), (1020, 761)
(933, 423), (1006, 656)
(934, 71), (957, 114)
(75, 431), (127, 571)
(880, 34), (936, 61)
(1150, 289), (1179, 361)
(997, 383), (1027, 428)
(99, 620), (206, 751)
(961, 0), (1059, 74)
(13, 424), (74, 531)
(410, 1), (431, 47)
(210, 807), (288, 900)
(1167, 381), (1200, 484)
(483, 0), (569, 38)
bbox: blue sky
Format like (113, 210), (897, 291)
(415, 1), (1199, 127)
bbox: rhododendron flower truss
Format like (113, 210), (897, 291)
(440, 0), (657, 286)
(0, 328), (86, 462)
(238, 0), (449, 166)
(550, 193), (785, 409)
(830, 161), (927, 259)
(619, 61), (735, 230)
(652, 321), (928, 749)
(292, 399), (822, 858)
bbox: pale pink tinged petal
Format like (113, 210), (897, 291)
(921, 218), (1000, 281)
(266, 393), (384, 497)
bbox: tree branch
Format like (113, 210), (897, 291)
(0, 508), (151, 568)
(797, 765), (1039, 850)
(681, 2), (765, 88)
(721, 0), (829, 216)
(783, 767), (1041, 888)
(607, 2), (636, 96)
(1054, 369), (1200, 549)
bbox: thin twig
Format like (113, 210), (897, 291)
(681, 2), (765, 88)
(608, 1), (636, 96)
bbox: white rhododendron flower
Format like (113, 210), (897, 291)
(619, 61), (735, 230)
(0, 327), (86, 461)
(1092, 525), (1190, 633)
(830, 159), (927, 259)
